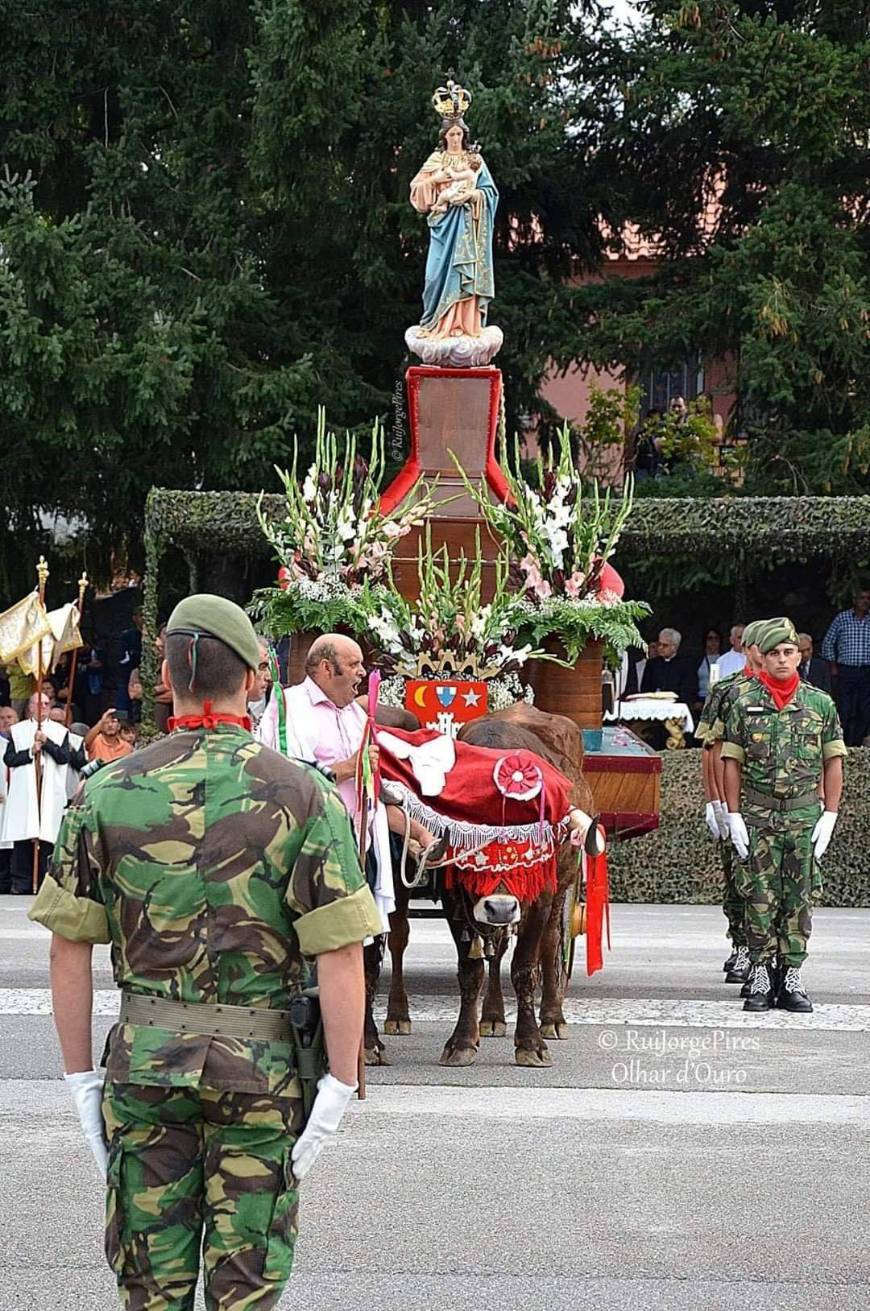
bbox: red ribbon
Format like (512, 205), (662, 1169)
(585, 850), (610, 976)
(168, 700), (252, 733)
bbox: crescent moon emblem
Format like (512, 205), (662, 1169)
(413, 685), (428, 709)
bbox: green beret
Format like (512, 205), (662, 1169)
(166, 594), (261, 671)
(756, 617), (798, 655)
(741, 620), (765, 650)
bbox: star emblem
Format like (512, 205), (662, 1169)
(463, 688), (481, 707)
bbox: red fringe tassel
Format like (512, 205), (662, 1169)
(442, 850), (558, 903)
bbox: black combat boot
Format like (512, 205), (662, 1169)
(723, 948), (738, 973)
(743, 962), (775, 1011)
(725, 945), (750, 984)
(777, 965), (813, 1013)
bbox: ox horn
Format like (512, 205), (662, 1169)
(568, 808), (606, 857)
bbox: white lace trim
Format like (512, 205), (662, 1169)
(383, 780), (569, 851)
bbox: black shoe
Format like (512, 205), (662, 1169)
(777, 965), (813, 1013)
(743, 962), (775, 1011)
(725, 945), (751, 984)
(723, 949), (739, 973)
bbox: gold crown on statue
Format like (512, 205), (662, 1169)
(432, 77), (472, 120)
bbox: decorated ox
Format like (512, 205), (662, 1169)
(443, 705), (600, 1067)
(363, 703), (604, 1069)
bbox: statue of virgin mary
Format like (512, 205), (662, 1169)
(406, 81), (503, 368)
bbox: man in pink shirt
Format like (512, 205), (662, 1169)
(264, 634), (439, 927)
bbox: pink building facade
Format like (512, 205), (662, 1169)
(539, 238), (738, 479)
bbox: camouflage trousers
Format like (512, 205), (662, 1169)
(734, 822), (820, 967)
(102, 1081), (303, 1311)
(719, 839), (747, 946)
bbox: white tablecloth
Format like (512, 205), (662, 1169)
(605, 699), (696, 735)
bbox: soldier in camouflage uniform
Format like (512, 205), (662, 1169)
(30, 595), (382, 1311)
(696, 619), (766, 983)
(721, 618), (845, 1013)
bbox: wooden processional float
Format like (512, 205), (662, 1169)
(379, 364), (660, 839)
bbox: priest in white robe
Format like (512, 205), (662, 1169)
(1, 691), (71, 893)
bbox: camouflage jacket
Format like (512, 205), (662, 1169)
(696, 669), (749, 745)
(30, 725), (381, 1095)
(720, 681), (846, 827)
(697, 671), (759, 744)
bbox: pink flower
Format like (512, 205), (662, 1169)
(520, 554), (551, 598)
(382, 520), (403, 539)
(564, 570), (587, 598)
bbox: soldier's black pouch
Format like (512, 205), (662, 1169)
(289, 987), (328, 1121)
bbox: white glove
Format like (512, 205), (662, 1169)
(713, 800), (731, 841)
(704, 802), (720, 840)
(290, 1073), (357, 1182)
(64, 1070), (108, 1179)
(727, 812), (749, 860)
(811, 810), (838, 861)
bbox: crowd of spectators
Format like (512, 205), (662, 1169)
(624, 584), (870, 748)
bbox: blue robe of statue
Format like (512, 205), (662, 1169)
(411, 152), (498, 333)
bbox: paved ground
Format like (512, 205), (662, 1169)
(2, 897), (868, 1310)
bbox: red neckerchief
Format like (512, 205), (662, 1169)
(743, 664), (754, 677)
(756, 670), (800, 711)
(168, 699), (252, 733)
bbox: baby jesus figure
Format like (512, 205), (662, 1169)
(429, 153), (482, 218)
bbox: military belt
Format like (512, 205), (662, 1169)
(120, 992), (292, 1042)
(743, 788), (820, 813)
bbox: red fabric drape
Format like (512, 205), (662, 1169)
(377, 726), (573, 830)
(378, 725), (574, 904)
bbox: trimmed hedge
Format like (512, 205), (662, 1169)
(618, 495), (870, 562)
(608, 747), (870, 907)
(144, 490), (870, 562)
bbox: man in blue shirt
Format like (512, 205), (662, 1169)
(821, 585), (870, 746)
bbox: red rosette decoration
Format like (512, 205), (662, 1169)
(493, 754), (544, 802)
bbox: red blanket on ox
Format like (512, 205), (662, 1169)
(376, 725), (574, 902)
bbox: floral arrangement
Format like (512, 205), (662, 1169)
(453, 423), (649, 660)
(455, 422), (633, 603)
(359, 530), (558, 689)
(251, 408), (438, 636)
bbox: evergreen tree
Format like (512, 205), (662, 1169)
(0, 0), (866, 596)
(0, 0), (614, 590)
(571, 0), (870, 493)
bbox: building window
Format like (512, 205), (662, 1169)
(640, 358), (704, 415)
